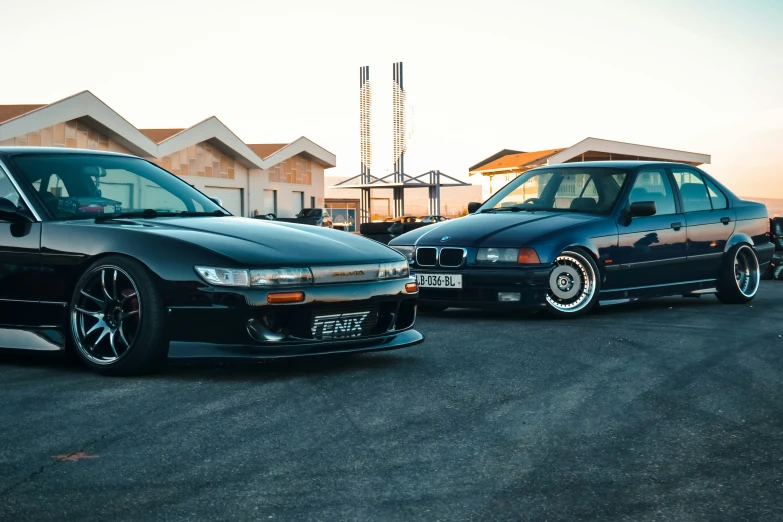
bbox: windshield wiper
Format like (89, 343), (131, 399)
(94, 209), (226, 222)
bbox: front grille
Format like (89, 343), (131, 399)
(439, 248), (465, 267)
(416, 247), (437, 266)
(421, 288), (498, 302)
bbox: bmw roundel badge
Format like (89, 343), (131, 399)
(440, 236), (451, 242)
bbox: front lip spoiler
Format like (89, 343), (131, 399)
(167, 329), (424, 360)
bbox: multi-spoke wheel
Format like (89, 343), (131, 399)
(544, 248), (600, 318)
(717, 244), (760, 304)
(69, 256), (166, 375)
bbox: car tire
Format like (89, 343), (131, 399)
(544, 248), (601, 319)
(69, 255), (167, 376)
(716, 244), (761, 304)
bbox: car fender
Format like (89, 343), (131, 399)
(725, 232), (754, 252)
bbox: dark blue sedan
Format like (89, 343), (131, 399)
(389, 161), (775, 317)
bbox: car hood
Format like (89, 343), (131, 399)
(397, 211), (606, 247)
(78, 216), (403, 266)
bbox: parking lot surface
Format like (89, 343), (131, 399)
(1, 284), (782, 521)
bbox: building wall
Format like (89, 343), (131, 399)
(249, 159), (325, 218)
(0, 119), (131, 154)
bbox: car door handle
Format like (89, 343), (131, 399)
(721, 217), (731, 225)
(671, 222), (682, 230)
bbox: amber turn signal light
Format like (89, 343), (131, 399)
(517, 248), (540, 264)
(405, 282), (418, 293)
(267, 291), (305, 304)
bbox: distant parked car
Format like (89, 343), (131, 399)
(763, 217), (783, 279)
(384, 215), (420, 223)
(390, 161), (775, 317)
(419, 215), (449, 224)
(274, 208), (333, 228)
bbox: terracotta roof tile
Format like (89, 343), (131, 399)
(0, 104), (46, 123)
(471, 148), (565, 173)
(247, 143), (289, 159)
(139, 128), (185, 143)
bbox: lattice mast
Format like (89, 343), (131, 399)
(359, 65), (372, 224)
(392, 61), (406, 217)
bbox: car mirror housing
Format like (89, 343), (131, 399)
(210, 197), (223, 207)
(468, 202), (481, 214)
(629, 201), (657, 218)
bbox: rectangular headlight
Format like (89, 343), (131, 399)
(195, 267), (250, 286)
(476, 248), (540, 265)
(250, 268), (313, 286)
(391, 245), (415, 262)
(378, 260), (409, 279)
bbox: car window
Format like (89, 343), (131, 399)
(704, 178), (728, 210)
(9, 153), (222, 220)
(0, 169), (24, 210)
(484, 168), (628, 214)
(628, 168), (677, 216)
(671, 168), (712, 212)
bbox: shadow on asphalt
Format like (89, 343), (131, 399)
(0, 348), (418, 381)
(420, 294), (725, 322)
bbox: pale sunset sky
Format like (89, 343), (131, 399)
(1, 0), (781, 198)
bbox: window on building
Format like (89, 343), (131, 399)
(628, 168), (677, 216)
(263, 189), (277, 215)
(671, 169), (712, 212)
(311, 196), (316, 208)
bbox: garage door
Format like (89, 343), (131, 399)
(205, 187), (243, 216)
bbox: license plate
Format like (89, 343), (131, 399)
(312, 311), (370, 340)
(417, 273), (462, 288)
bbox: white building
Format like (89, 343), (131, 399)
(0, 91), (336, 217)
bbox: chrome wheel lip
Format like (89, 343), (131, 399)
(71, 265), (141, 366)
(734, 245), (760, 298)
(546, 251), (596, 313)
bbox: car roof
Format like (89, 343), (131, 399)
(537, 160), (701, 170)
(0, 146), (138, 159)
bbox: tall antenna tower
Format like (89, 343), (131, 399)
(392, 61), (406, 216)
(359, 65), (372, 223)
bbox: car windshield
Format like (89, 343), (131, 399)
(481, 167), (629, 214)
(297, 208), (322, 218)
(8, 153), (226, 220)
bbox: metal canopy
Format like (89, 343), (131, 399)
(331, 169), (471, 218)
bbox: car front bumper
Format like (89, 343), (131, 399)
(164, 278), (422, 359)
(413, 267), (551, 308)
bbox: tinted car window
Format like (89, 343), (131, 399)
(672, 168), (712, 212)
(9, 153), (222, 220)
(628, 168), (677, 216)
(484, 168), (628, 214)
(704, 178), (728, 210)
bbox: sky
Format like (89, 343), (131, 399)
(1, 0), (782, 198)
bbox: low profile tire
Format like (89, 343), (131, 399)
(544, 248), (600, 318)
(716, 244), (761, 304)
(69, 256), (167, 376)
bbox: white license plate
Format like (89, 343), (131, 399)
(417, 273), (462, 288)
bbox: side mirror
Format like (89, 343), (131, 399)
(210, 197), (223, 207)
(467, 202), (481, 214)
(0, 197), (30, 225)
(629, 201), (656, 218)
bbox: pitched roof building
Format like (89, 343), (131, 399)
(0, 91), (336, 217)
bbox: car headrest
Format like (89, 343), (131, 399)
(630, 187), (649, 200)
(570, 197), (598, 212)
(679, 183), (707, 201)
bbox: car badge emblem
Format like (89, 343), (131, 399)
(440, 236), (451, 242)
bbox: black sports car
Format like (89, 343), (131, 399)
(389, 161), (774, 317)
(0, 147), (422, 375)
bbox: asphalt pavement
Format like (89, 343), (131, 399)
(1, 284), (782, 521)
